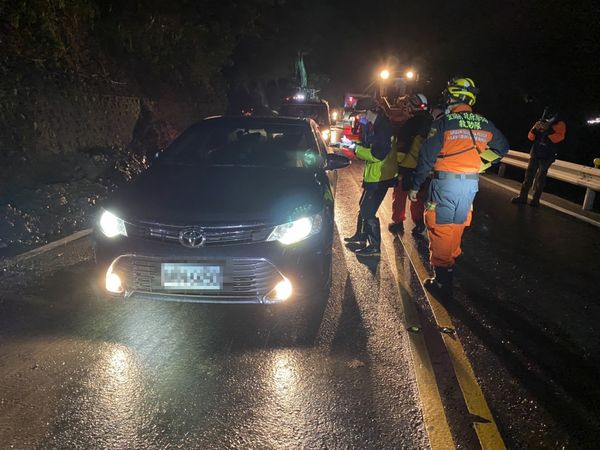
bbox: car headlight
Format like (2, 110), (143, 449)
(321, 129), (330, 140)
(267, 213), (322, 245)
(99, 210), (127, 238)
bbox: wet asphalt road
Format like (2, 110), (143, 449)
(1, 163), (599, 449)
(0, 164), (427, 449)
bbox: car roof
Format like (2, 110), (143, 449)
(281, 99), (329, 107)
(203, 115), (313, 126)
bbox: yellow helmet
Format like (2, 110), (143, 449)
(444, 77), (479, 106)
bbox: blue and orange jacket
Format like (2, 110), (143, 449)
(411, 105), (509, 190)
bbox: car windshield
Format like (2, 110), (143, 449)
(280, 104), (329, 127)
(160, 120), (323, 168)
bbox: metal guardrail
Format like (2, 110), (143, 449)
(497, 150), (600, 210)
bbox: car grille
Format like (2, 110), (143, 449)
(126, 221), (273, 246)
(116, 256), (282, 301)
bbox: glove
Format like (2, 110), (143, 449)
(340, 136), (356, 151)
(408, 190), (419, 202)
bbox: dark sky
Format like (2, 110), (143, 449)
(227, 0), (600, 160)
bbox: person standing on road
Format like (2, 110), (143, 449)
(409, 77), (509, 298)
(511, 109), (566, 206)
(388, 94), (432, 235)
(344, 101), (397, 257)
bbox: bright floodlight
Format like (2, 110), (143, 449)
(405, 70), (415, 80)
(379, 69), (390, 80)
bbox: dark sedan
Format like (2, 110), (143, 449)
(94, 116), (350, 304)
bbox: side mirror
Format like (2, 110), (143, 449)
(325, 153), (351, 170)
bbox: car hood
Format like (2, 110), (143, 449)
(104, 165), (326, 225)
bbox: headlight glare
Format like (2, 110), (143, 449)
(268, 213), (322, 245)
(99, 210), (127, 238)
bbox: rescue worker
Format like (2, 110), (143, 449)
(389, 94), (432, 234)
(344, 100), (397, 256)
(511, 109), (566, 206)
(409, 77), (509, 298)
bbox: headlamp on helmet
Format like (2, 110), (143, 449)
(444, 77), (479, 106)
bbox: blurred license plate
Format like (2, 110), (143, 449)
(161, 264), (222, 290)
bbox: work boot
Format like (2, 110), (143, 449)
(511, 196), (527, 204)
(356, 218), (381, 257)
(345, 214), (367, 245)
(529, 198), (540, 207)
(424, 266), (454, 299)
(388, 222), (404, 233)
(412, 220), (426, 235)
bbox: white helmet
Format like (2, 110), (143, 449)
(408, 93), (428, 111)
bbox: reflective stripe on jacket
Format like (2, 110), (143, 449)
(411, 104), (509, 191)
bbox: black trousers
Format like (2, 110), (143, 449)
(519, 156), (553, 201)
(359, 186), (389, 220)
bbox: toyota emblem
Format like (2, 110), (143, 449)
(179, 228), (205, 248)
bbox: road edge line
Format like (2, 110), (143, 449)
(394, 231), (507, 450)
(342, 165), (455, 450)
(480, 175), (600, 228)
(1, 229), (92, 269)
(380, 233), (456, 450)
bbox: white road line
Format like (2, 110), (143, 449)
(1, 229), (93, 268)
(480, 176), (600, 228)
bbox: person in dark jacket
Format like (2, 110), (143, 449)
(343, 103), (397, 257)
(389, 94), (432, 235)
(511, 110), (566, 206)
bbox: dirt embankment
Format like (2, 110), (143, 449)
(0, 70), (217, 257)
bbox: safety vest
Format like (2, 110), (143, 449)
(394, 112), (430, 169)
(356, 143), (397, 185)
(398, 134), (425, 169)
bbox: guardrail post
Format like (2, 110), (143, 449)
(498, 163), (507, 178)
(583, 188), (596, 211)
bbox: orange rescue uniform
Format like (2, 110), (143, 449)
(411, 105), (509, 267)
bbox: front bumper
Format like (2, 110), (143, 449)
(94, 229), (331, 304)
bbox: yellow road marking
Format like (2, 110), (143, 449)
(384, 188), (507, 450)
(341, 166), (455, 449)
(383, 238), (456, 450)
